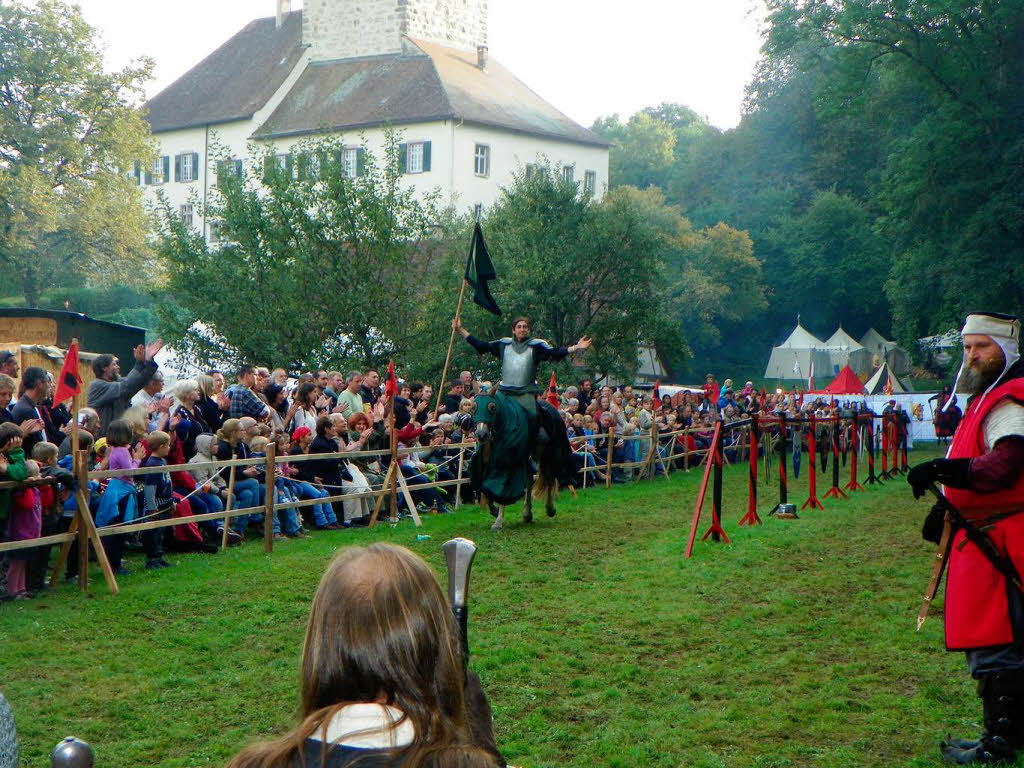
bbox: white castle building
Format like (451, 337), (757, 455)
(139, 0), (610, 242)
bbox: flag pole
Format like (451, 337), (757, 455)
(433, 278), (468, 422)
(69, 339), (80, 460)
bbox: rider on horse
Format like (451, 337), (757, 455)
(452, 316), (592, 452)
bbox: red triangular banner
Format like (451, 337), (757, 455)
(53, 340), (82, 405)
(384, 359), (398, 397)
(546, 370), (560, 408)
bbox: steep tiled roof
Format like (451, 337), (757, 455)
(252, 37), (607, 146)
(144, 12), (303, 133)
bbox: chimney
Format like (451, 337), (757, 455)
(477, 45), (488, 70)
(276, 0), (291, 29)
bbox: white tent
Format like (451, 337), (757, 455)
(860, 328), (911, 375)
(764, 322), (833, 381)
(824, 326), (874, 377)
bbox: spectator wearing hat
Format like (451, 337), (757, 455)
(286, 426), (337, 530)
(395, 423), (451, 515)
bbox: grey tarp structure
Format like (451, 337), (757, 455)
(860, 328), (911, 376)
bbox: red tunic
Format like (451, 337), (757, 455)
(943, 376), (1024, 651)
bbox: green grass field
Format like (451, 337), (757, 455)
(3, 445), (1021, 767)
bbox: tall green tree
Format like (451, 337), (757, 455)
(407, 170), (684, 385)
(154, 133), (443, 371)
(0, 0), (155, 306)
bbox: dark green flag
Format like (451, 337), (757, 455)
(464, 222), (501, 316)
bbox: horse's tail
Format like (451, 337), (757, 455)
(532, 467), (558, 499)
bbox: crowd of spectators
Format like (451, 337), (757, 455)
(0, 341), (915, 598)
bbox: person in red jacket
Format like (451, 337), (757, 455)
(908, 312), (1024, 764)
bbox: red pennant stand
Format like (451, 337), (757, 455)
(739, 418), (762, 526)
(822, 417), (848, 501)
(900, 420), (910, 472)
(879, 414), (891, 479)
(891, 416), (902, 474)
(685, 421), (728, 558)
(844, 416), (865, 492)
(801, 414), (824, 510)
(864, 415), (879, 484)
(702, 423), (730, 544)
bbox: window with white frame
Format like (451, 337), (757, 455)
(180, 153), (196, 182)
(406, 142), (424, 174)
(474, 144), (490, 177)
(307, 153), (320, 179)
(179, 204), (194, 229)
(208, 220), (222, 243)
(275, 154), (290, 177)
(584, 170), (597, 197)
(525, 163), (536, 179)
(474, 203), (483, 219)
(342, 147), (358, 179)
(151, 158), (165, 185)
(562, 165), (575, 183)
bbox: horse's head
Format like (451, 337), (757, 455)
(473, 394), (501, 443)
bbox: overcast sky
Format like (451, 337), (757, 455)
(74, 0), (765, 131)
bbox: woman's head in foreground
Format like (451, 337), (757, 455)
(230, 543), (498, 768)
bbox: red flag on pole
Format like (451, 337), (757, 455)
(385, 360), (398, 398)
(53, 340), (82, 405)
(546, 370), (560, 408)
(653, 378), (661, 404)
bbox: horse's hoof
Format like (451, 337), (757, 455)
(546, 508), (556, 518)
(523, 513), (533, 524)
(490, 522), (503, 532)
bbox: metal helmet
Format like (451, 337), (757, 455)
(50, 737), (93, 768)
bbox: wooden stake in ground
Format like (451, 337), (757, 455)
(263, 444), (276, 553)
(221, 465), (237, 549)
(74, 450), (118, 595)
(389, 397), (398, 520)
(369, 462), (397, 527)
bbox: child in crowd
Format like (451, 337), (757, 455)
(25, 441), (72, 594)
(55, 431), (96, 582)
(286, 426), (337, 530)
(188, 433), (239, 544)
(5, 458), (41, 599)
(139, 430), (174, 569)
(249, 435), (301, 540)
(215, 419), (259, 536)
(96, 419), (145, 575)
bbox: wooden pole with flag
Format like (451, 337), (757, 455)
(434, 222), (501, 421)
(546, 371), (560, 409)
(386, 360), (399, 520)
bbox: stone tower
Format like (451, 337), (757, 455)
(301, 0), (488, 62)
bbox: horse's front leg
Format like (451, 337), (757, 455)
(523, 469), (534, 524)
(490, 505), (505, 532)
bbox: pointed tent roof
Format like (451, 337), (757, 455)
(864, 363), (910, 394)
(860, 327), (893, 351)
(779, 323), (825, 349)
(824, 365), (865, 395)
(826, 327), (863, 350)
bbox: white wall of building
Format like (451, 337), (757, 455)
(141, 118), (609, 237)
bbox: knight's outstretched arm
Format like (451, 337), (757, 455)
(453, 318), (502, 358)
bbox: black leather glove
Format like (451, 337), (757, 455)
(922, 503), (946, 543)
(906, 458), (971, 499)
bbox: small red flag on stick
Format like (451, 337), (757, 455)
(385, 360), (398, 398)
(653, 378), (661, 404)
(546, 370), (560, 408)
(54, 340), (82, 405)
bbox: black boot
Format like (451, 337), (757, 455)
(941, 670), (1024, 764)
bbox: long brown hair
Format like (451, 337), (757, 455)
(227, 544), (488, 768)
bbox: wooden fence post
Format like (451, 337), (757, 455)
(263, 443), (276, 553)
(221, 465), (237, 549)
(605, 426), (615, 489)
(75, 449), (88, 593)
(454, 443), (465, 509)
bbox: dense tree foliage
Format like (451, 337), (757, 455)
(154, 133), (445, 371)
(594, 0), (1024, 373)
(0, 1), (155, 307)
(406, 170), (688, 386)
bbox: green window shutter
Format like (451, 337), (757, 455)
(263, 154), (274, 183)
(422, 141), (431, 172)
(357, 148), (366, 177)
(174, 154), (181, 182)
(192, 152), (200, 180)
(144, 166), (152, 185)
(332, 149), (343, 172)
(398, 143), (408, 174)
(234, 159), (243, 178)
(162, 156), (170, 182)
(133, 161), (141, 185)
(285, 153), (294, 179)
(297, 153), (309, 180)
